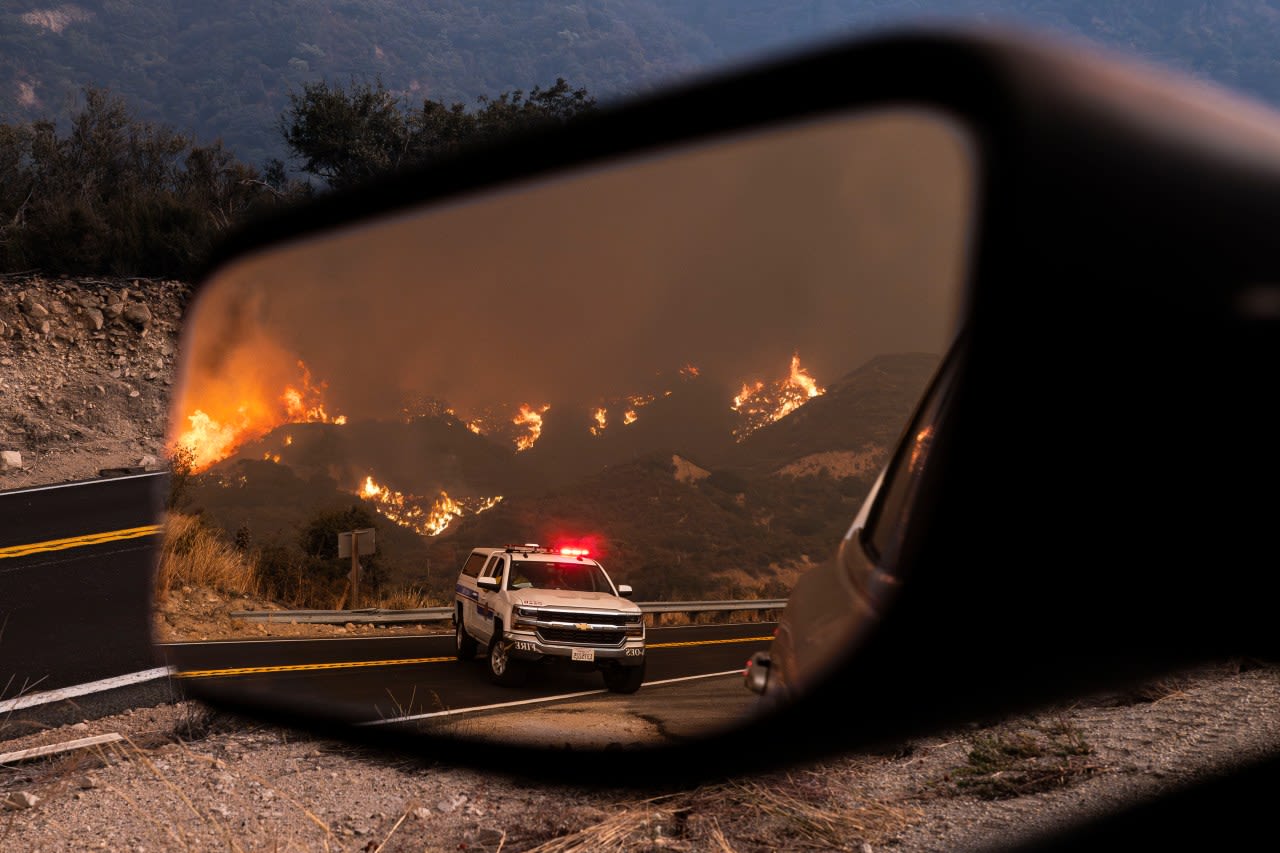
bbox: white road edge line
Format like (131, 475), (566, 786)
(0, 470), (164, 497)
(0, 666), (176, 713)
(357, 668), (745, 727)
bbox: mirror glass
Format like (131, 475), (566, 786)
(156, 107), (975, 748)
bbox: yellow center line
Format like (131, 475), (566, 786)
(647, 636), (775, 649)
(176, 656), (456, 679)
(0, 524), (163, 559)
(177, 636), (774, 679)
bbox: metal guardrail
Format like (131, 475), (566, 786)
(229, 599), (788, 626)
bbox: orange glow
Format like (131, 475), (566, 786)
(623, 409), (638, 425)
(284, 435), (293, 446)
(173, 358), (346, 471)
(680, 364), (700, 378)
(262, 453), (281, 464)
(359, 475), (503, 536)
(513, 404), (551, 451)
(731, 353), (825, 441)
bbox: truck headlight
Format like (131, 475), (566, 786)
(513, 606), (539, 629)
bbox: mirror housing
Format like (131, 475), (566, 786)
(617, 584), (633, 598)
(476, 576), (500, 592)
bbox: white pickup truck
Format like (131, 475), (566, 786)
(453, 544), (647, 693)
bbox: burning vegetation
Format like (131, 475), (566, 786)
(732, 353), (826, 441)
(175, 359), (346, 471)
(359, 475), (503, 537)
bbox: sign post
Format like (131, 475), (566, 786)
(338, 528), (376, 609)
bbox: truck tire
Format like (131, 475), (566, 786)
(603, 660), (645, 694)
(455, 615), (478, 661)
(487, 625), (526, 686)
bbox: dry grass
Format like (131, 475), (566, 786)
(934, 717), (1101, 800)
(368, 585), (440, 610)
(156, 513), (257, 599)
(519, 775), (919, 852)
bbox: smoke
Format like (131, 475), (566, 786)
(173, 108), (974, 445)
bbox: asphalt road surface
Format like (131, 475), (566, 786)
(0, 473), (163, 696)
(160, 622), (774, 742)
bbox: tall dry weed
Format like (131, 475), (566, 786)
(156, 513), (257, 599)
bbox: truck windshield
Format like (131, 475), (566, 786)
(509, 560), (613, 593)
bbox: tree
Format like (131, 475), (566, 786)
(298, 504), (386, 598)
(281, 77), (596, 189)
(280, 79), (411, 191)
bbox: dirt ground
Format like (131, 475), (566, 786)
(5, 275), (1280, 850)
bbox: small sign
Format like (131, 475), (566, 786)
(338, 528), (376, 558)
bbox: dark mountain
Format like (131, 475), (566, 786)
(7, 3), (1280, 167)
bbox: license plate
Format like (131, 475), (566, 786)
(571, 648), (595, 662)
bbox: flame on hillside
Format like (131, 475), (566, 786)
(731, 353), (825, 441)
(513, 404), (551, 451)
(175, 359), (347, 471)
(589, 408), (608, 437)
(359, 475), (503, 536)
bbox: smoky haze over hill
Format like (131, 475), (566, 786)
(6, 2), (1280, 167)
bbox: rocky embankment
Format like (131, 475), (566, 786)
(0, 274), (188, 488)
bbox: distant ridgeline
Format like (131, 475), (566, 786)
(4, 1), (1280, 169)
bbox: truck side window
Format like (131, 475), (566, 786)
(481, 556), (504, 578)
(461, 552), (487, 578)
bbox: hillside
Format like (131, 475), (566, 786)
(7, 2), (1280, 167)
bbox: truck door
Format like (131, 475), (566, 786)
(472, 555), (505, 642)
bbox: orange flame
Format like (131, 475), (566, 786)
(174, 359), (346, 471)
(589, 407), (608, 437)
(731, 353), (825, 441)
(513, 404), (551, 451)
(623, 410), (638, 425)
(359, 475), (503, 536)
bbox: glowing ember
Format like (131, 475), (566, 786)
(284, 435), (293, 446)
(513, 404), (551, 451)
(358, 475), (503, 536)
(680, 364), (700, 378)
(623, 410), (639, 425)
(731, 353), (825, 441)
(262, 453), (281, 463)
(174, 358), (346, 471)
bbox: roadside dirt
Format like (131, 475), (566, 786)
(5, 275), (1280, 850)
(2, 661), (1277, 851)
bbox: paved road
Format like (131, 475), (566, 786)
(0, 473), (164, 697)
(159, 622), (774, 738)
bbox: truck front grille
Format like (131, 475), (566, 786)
(537, 628), (625, 645)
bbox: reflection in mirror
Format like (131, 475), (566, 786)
(156, 108), (974, 748)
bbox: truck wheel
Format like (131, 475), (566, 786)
(603, 660), (645, 694)
(455, 617), (478, 661)
(488, 627), (526, 686)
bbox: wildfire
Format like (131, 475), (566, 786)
(680, 364), (700, 378)
(623, 410), (638, 425)
(589, 408), (608, 437)
(731, 353), (826, 441)
(359, 475), (503, 536)
(262, 453), (281, 464)
(284, 435), (293, 446)
(175, 359), (346, 471)
(513, 403), (551, 451)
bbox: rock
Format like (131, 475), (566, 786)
(85, 308), (104, 331)
(138, 454), (158, 468)
(25, 301), (48, 318)
(3, 791), (40, 810)
(1, 450), (21, 470)
(123, 303), (152, 328)
(412, 807), (432, 821)
(49, 300), (68, 315)
(104, 302), (124, 318)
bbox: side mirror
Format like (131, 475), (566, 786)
(617, 584), (633, 598)
(153, 28), (1280, 785)
(476, 576), (500, 592)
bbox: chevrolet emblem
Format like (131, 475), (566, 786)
(575, 623), (591, 631)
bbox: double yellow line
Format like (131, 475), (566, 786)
(0, 523), (163, 559)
